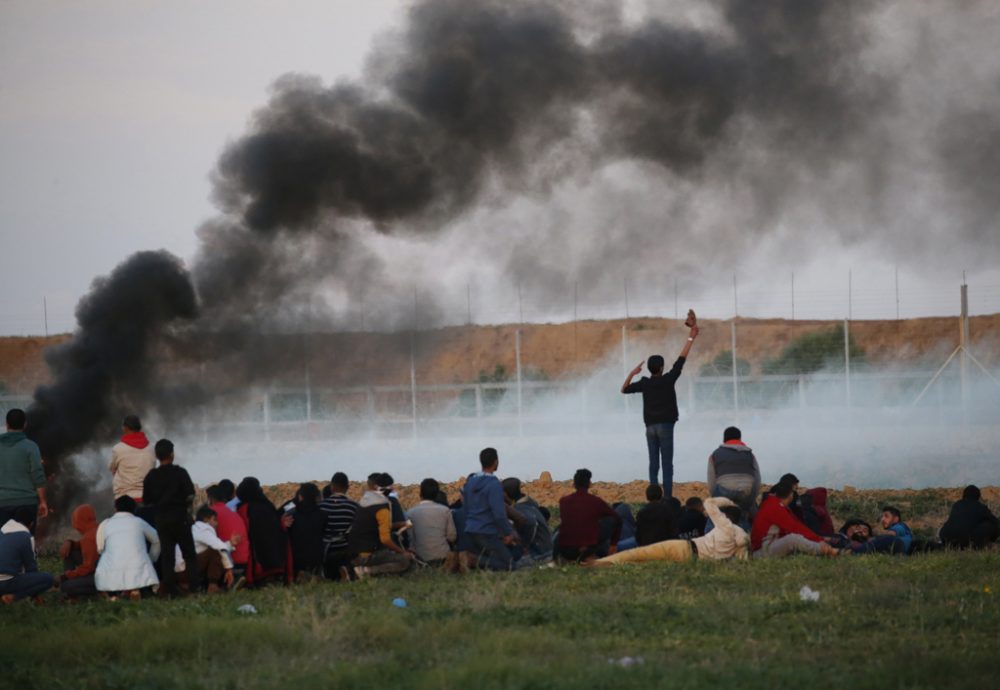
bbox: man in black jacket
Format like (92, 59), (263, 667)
(621, 322), (699, 496)
(142, 439), (198, 597)
(634, 484), (678, 546)
(939, 485), (999, 549)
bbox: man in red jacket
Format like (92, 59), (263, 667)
(751, 481), (837, 558)
(557, 469), (622, 562)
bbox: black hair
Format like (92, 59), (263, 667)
(723, 426), (741, 442)
(962, 485), (981, 501)
(122, 414), (142, 432)
(645, 484), (663, 502)
(479, 447), (499, 469)
(367, 472), (382, 487)
(840, 518), (873, 536)
(573, 468), (592, 490)
(646, 355), (664, 375)
(217, 479), (236, 501)
(778, 473), (799, 486)
(12, 505), (36, 529)
(114, 495), (137, 514)
(772, 480), (795, 500)
(881, 505), (902, 521)
(720, 505), (743, 525)
(321, 485), (332, 498)
(434, 490), (449, 506)
(502, 477), (523, 501)
(5, 408), (26, 430)
(196, 505), (217, 522)
(154, 438), (174, 461)
(206, 484), (226, 503)
(685, 496), (703, 509)
(330, 472), (349, 491)
(420, 478), (440, 501)
(297, 482), (320, 509)
(236, 477), (263, 504)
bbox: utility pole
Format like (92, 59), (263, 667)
(791, 272), (795, 321)
(467, 283), (472, 325)
(43, 297), (48, 337)
(624, 277), (630, 319)
(731, 320), (739, 411)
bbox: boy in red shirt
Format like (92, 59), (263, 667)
(557, 469), (621, 562)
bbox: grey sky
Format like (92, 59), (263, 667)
(1, 1), (998, 337)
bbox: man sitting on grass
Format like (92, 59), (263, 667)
(939, 485), (999, 549)
(592, 496), (749, 566)
(751, 480), (837, 558)
(408, 478), (457, 567)
(878, 505), (912, 554)
(556, 469), (622, 563)
(463, 449), (529, 571)
(503, 477), (554, 565)
(677, 497), (707, 539)
(0, 507), (53, 604)
(348, 473), (413, 578)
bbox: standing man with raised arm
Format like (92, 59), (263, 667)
(621, 312), (699, 497)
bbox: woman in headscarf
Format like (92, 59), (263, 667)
(287, 483), (325, 581)
(235, 477), (291, 586)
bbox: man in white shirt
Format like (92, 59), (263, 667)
(407, 478), (456, 566)
(175, 506), (242, 592)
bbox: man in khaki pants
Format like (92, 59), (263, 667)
(591, 496), (749, 566)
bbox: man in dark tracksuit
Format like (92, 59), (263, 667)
(142, 439), (198, 597)
(621, 322), (700, 496)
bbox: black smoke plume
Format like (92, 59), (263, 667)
(25, 0), (1000, 502)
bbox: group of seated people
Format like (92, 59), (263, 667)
(1, 428), (998, 603)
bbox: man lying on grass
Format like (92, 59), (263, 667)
(751, 480), (838, 558)
(589, 496), (748, 566)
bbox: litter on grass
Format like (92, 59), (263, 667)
(799, 586), (821, 602)
(237, 604), (258, 615)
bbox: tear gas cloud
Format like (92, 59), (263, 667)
(24, 0), (1000, 501)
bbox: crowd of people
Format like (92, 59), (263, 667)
(0, 408), (998, 604)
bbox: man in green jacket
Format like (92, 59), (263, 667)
(0, 409), (48, 532)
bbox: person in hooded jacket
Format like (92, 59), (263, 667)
(56, 504), (100, 598)
(939, 485), (999, 549)
(108, 415), (156, 503)
(502, 477), (553, 564)
(800, 488), (835, 536)
(286, 482), (326, 580)
(464, 448), (530, 571)
(236, 477), (291, 587)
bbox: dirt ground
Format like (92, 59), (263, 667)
(2, 314), (998, 394)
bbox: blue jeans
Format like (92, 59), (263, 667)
(0, 572), (54, 601)
(645, 422), (675, 493)
(468, 533), (531, 571)
(705, 485), (754, 533)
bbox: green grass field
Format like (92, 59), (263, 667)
(1, 550), (997, 690)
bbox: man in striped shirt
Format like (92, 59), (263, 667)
(319, 472), (359, 580)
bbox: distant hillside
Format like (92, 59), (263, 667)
(2, 314), (998, 395)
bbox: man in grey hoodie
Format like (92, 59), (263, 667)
(0, 409), (48, 532)
(706, 426), (760, 529)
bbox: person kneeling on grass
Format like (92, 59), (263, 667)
(592, 497), (749, 566)
(174, 506), (242, 593)
(408, 478), (457, 567)
(0, 507), (53, 604)
(54, 504), (100, 600)
(348, 473), (413, 578)
(751, 480), (838, 558)
(95, 496), (161, 601)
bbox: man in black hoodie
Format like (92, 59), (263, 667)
(940, 485), (999, 549)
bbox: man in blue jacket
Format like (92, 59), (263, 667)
(0, 409), (48, 532)
(462, 448), (526, 571)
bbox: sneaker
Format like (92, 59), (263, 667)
(354, 566), (370, 580)
(230, 575), (246, 592)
